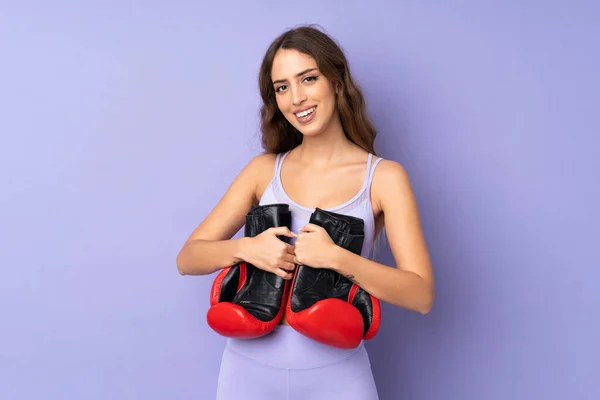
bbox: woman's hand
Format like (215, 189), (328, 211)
(243, 227), (297, 279)
(293, 223), (338, 269)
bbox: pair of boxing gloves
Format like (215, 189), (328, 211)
(206, 203), (381, 349)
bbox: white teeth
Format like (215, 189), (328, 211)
(296, 107), (315, 118)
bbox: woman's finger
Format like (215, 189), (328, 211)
(273, 268), (293, 280)
(279, 262), (296, 271)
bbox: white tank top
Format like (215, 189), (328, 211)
(258, 151), (384, 260)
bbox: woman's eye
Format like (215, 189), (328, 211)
(303, 76), (317, 83)
(275, 85), (287, 93)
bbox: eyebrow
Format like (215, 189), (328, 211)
(272, 68), (318, 85)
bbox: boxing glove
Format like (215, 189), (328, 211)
(286, 208), (381, 349)
(206, 203), (292, 339)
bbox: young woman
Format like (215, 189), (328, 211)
(176, 25), (434, 400)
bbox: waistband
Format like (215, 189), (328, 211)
(225, 325), (365, 370)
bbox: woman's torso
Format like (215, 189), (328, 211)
(256, 150), (384, 325)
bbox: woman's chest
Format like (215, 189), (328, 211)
(280, 166), (367, 210)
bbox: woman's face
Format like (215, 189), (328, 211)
(271, 49), (338, 137)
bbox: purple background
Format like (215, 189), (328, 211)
(1, 1), (598, 399)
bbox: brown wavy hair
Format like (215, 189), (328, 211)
(258, 25), (377, 155)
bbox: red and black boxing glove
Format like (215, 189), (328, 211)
(206, 203), (292, 339)
(286, 208), (381, 349)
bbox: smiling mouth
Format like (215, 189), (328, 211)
(294, 106), (316, 123)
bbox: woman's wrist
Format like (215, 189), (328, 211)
(234, 236), (254, 264)
(329, 244), (348, 273)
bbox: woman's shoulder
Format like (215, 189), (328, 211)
(370, 158), (412, 213)
(246, 152), (278, 170)
(371, 158), (410, 191)
(241, 152), (280, 203)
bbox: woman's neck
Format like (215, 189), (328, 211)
(294, 117), (357, 167)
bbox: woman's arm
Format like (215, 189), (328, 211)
(330, 160), (435, 314)
(176, 154), (274, 276)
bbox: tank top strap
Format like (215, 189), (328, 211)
(270, 151), (284, 187)
(346, 153), (383, 208)
(366, 155), (384, 185)
(274, 152), (282, 173)
(275, 151), (290, 178)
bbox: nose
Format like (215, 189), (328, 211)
(291, 84), (307, 106)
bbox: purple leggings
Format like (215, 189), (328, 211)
(215, 325), (379, 399)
